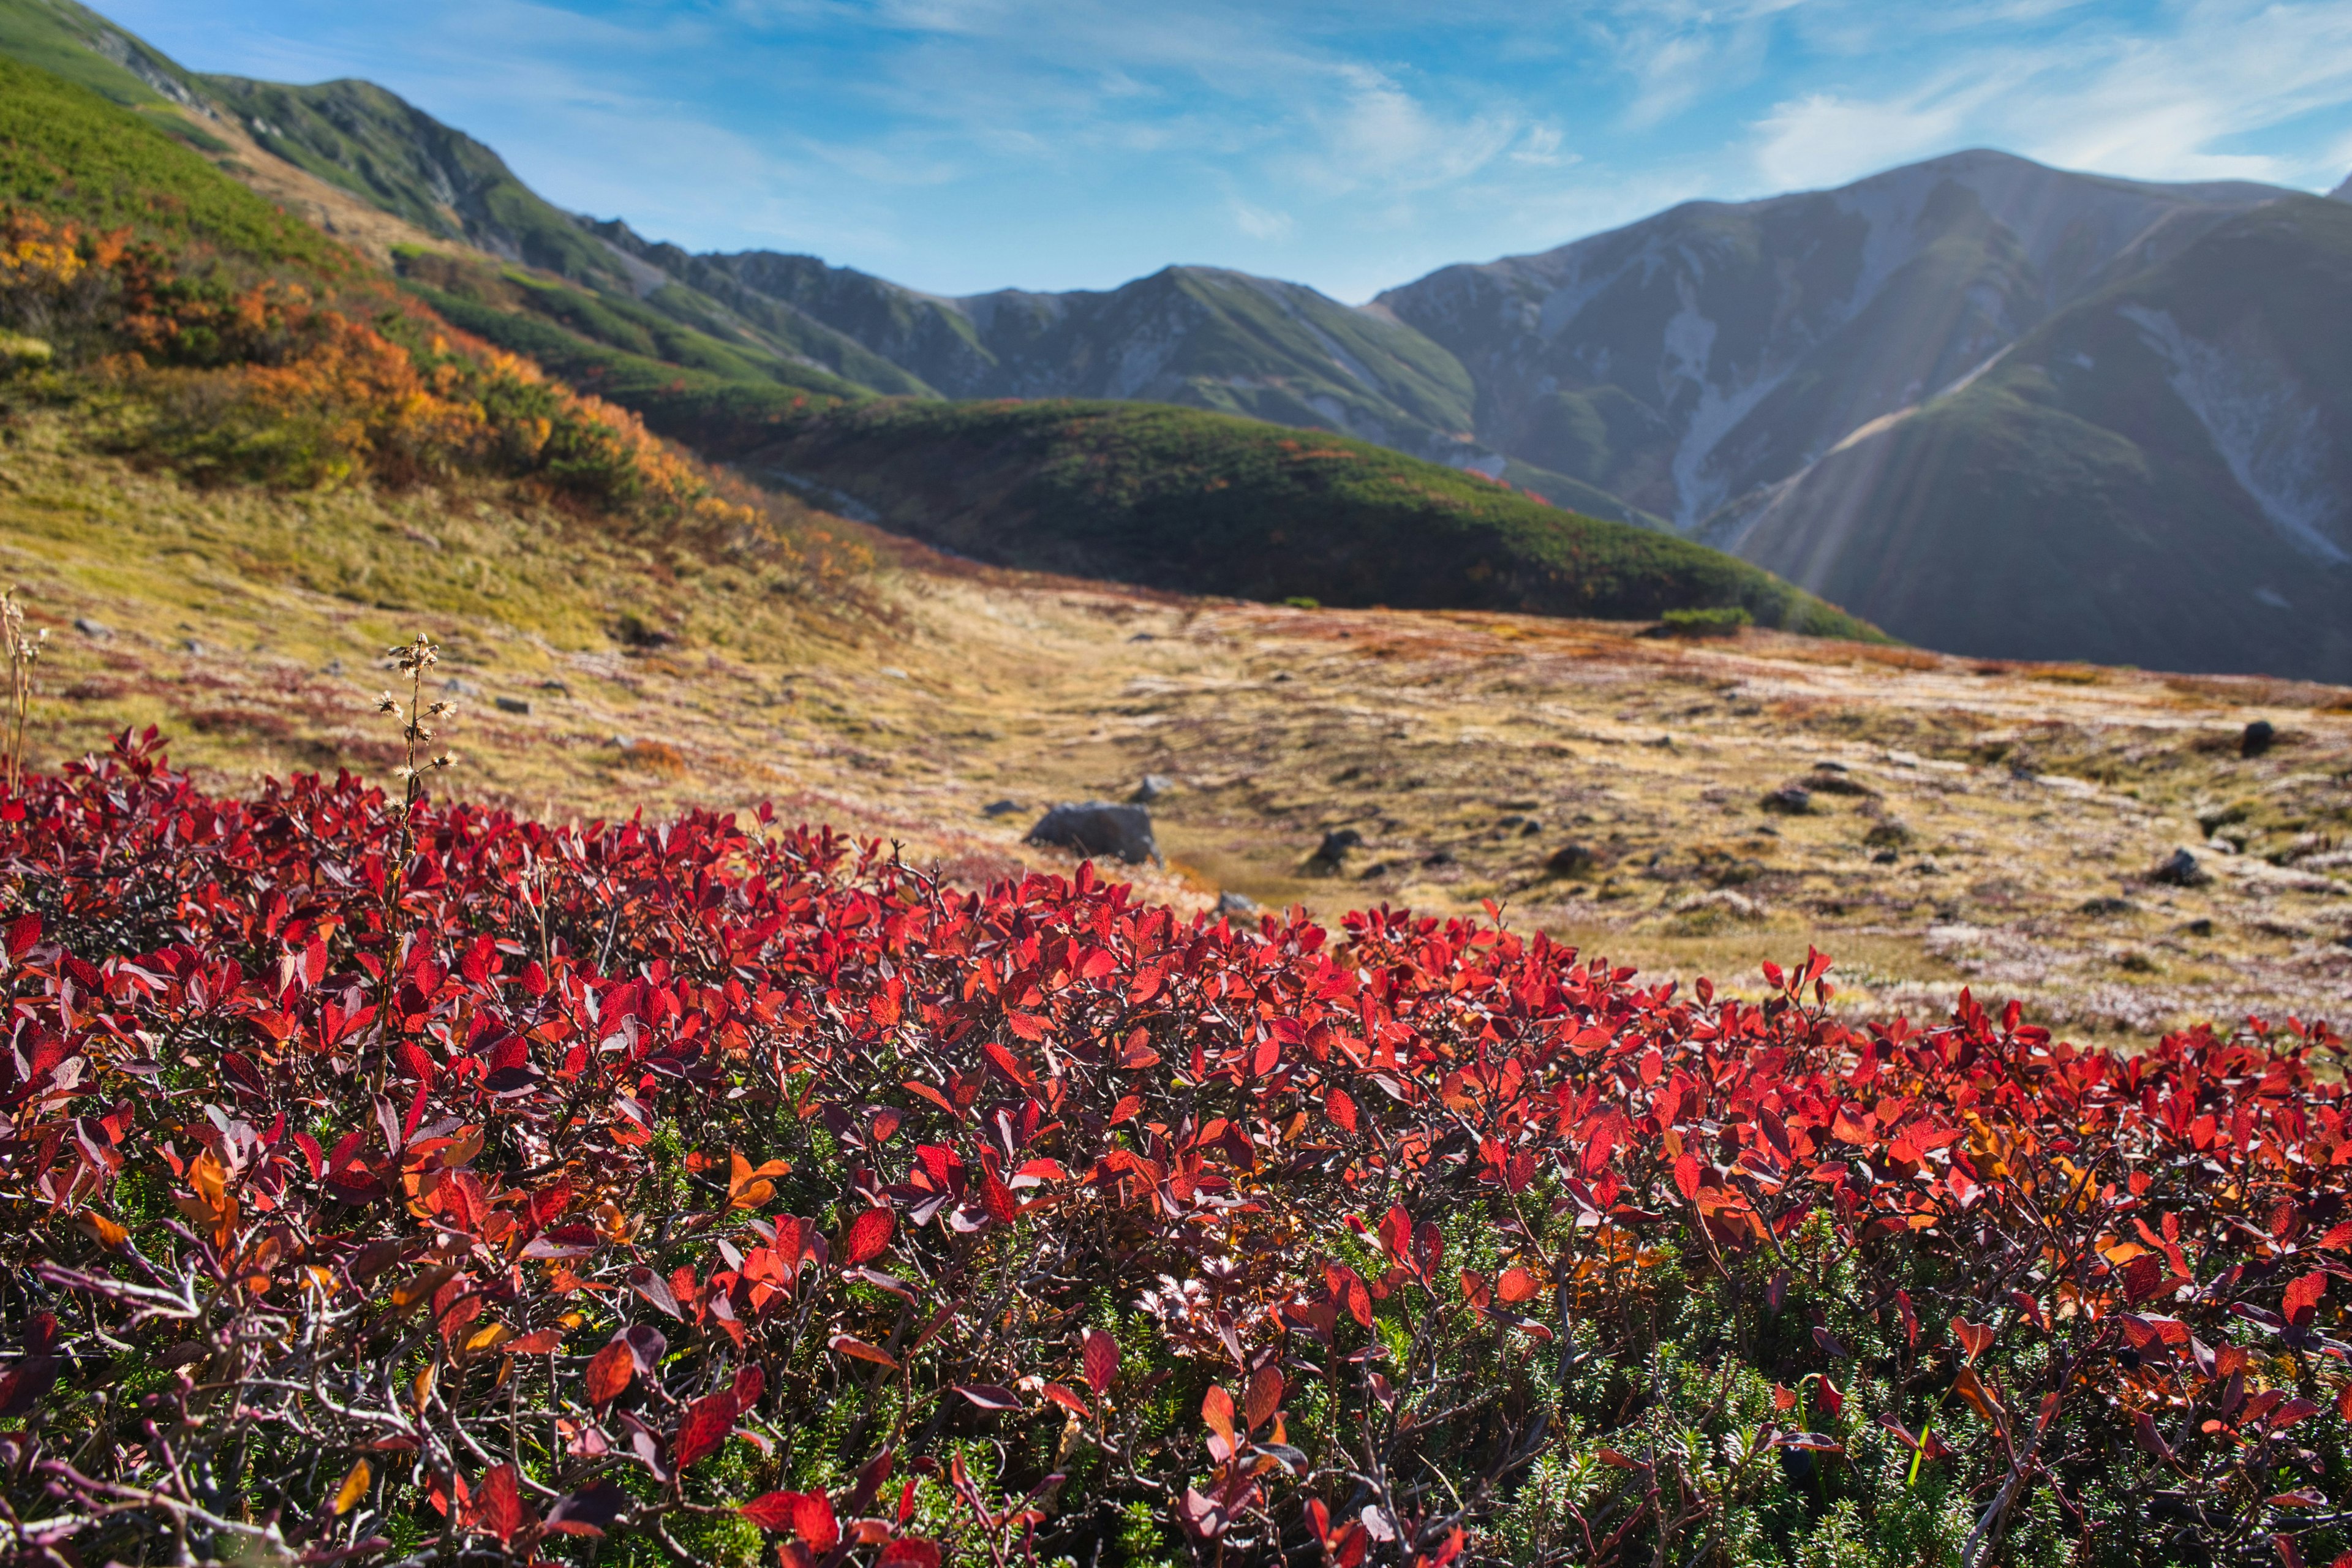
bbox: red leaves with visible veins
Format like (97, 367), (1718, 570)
(846, 1207), (894, 1264)
(671, 1390), (738, 1470)
(1082, 1328), (1118, 1396)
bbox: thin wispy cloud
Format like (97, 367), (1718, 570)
(92, 0), (2352, 301)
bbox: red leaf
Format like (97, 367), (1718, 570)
(470, 1463), (529, 1545)
(956, 1384), (1022, 1410)
(982, 1172), (1020, 1225)
(879, 1540), (941, 1568)
(585, 1341), (634, 1406)
(1379, 1205), (1412, 1264)
(1245, 1364), (1284, 1432)
(1042, 1381), (1092, 1420)
(1498, 1266), (1542, 1304)
(1673, 1153), (1702, 1201)
(847, 1208), (894, 1265)
(672, 1390), (739, 1469)
(1951, 1316), (1994, 1363)
(741, 1492), (800, 1531)
(794, 1491), (841, 1551)
(628, 1266), (681, 1319)
(1082, 1328), (1119, 1396)
(2285, 1270), (2327, 1323)
(1326, 1088), (1358, 1133)
(1328, 1264), (1373, 1328)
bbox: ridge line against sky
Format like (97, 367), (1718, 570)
(100, 0), (2352, 303)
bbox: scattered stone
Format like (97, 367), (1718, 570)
(1128, 632), (1156, 643)
(181, 638), (205, 656)
(1804, 769), (1876, 797)
(1215, 891), (1257, 918)
(1272, 671), (1293, 682)
(1026, 802), (1160, 865)
(1305, 828), (1363, 874)
(1423, 850), (1455, 867)
(2183, 918), (2215, 937)
(1357, 862), (1392, 880)
(323, 657), (344, 675)
(538, 679), (571, 695)
(1913, 857), (1942, 876)
(1869, 848), (1899, 865)
(2241, 720), (2275, 758)
(1863, 820), (1913, 849)
(981, 799), (1022, 818)
(1133, 774), (1175, 803)
(1762, 786), (1812, 815)
(880, 666), (909, 680)
(494, 695), (531, 715)
(1519, 818), (1542, 836)
(1545, 843), (1596, 877)
(2149, 848), (2211, 887)
(2205, 837), (2239, 855)
(72, 616), (111, 639)
(605, 734), (631, 749)
(443, 677), (480, 697)
(2078, 896), (2136, 916)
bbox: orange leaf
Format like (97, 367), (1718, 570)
(1202, 1384), (1235, 1444)
(585, 1341), (634, 1406)
(830, 1335), (900, 1371)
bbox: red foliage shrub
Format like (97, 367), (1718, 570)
(1, 731), (2348, 1566)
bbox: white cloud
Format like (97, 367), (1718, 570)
(1229, 199), (1295, 240)
(1751, 86), (1978, 190)
(1509, 123), (1577, 167)
(1749, 0), (2352, 194)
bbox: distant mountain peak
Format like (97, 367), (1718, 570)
(2332, 169), (2352, 203)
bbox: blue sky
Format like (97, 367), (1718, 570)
(104, 0), (2352, 301)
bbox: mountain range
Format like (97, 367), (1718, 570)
(7, 0), (2350, 678)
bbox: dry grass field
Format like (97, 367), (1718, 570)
(4, 412), (2347, 1042)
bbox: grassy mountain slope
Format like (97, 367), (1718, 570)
(0, 51), (339, 271)
(1714, 195), (2352, 681)
(0, 0), (206, 111)
(0, 7), (924, 410)
(620, 241), (1507, 469)
(747, 399), (1882, 636)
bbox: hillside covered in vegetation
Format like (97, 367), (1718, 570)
(747, 399), (1883, 636)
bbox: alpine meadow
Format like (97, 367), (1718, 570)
(2, 4), (2351, 1568)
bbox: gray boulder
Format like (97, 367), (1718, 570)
(2149, 847), (2211, 887)
(1027, 802), (1160, 865)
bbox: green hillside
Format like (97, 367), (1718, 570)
(0, 51), (338, 274)
(0, 0), (203, 110)
(748, 399), (1884, 636)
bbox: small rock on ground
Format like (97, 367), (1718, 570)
(1027, 802), (1160, 865)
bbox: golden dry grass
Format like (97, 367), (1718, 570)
(4, 412), (2348, 1044)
